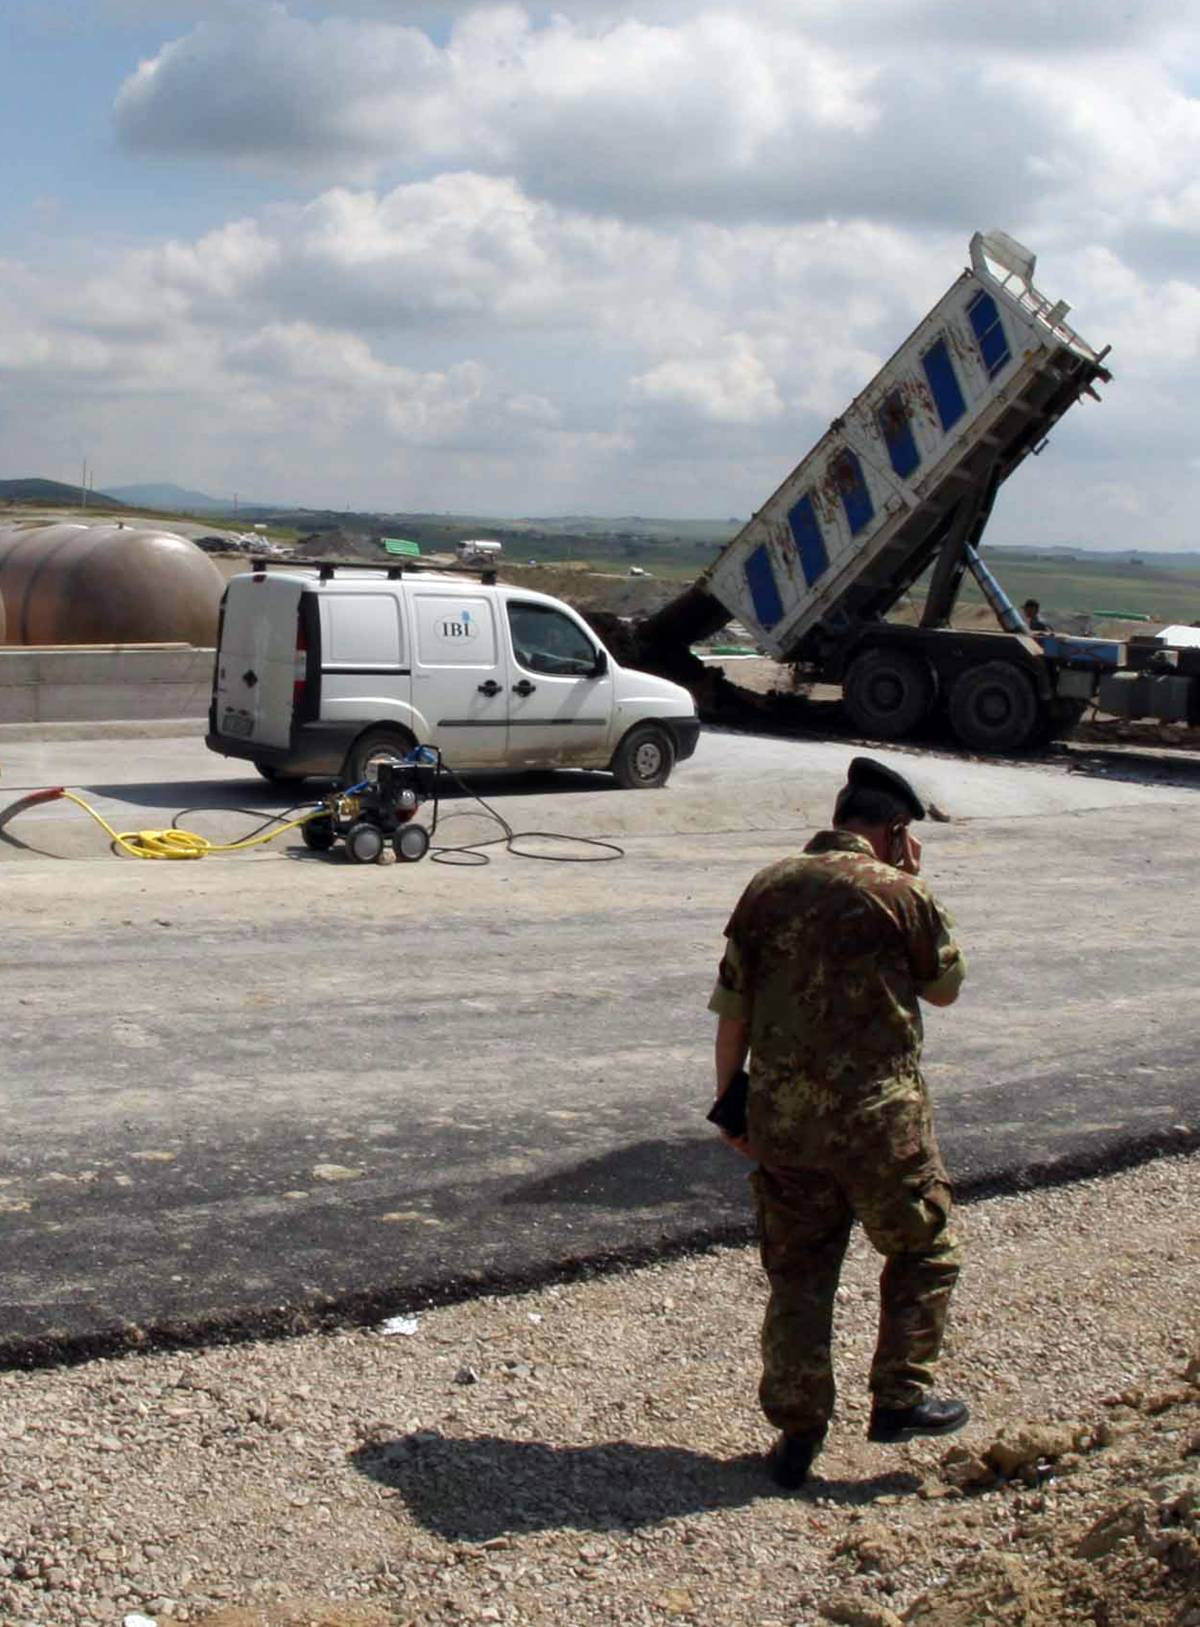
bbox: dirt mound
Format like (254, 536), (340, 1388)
(894, 1374), (1200, 1626)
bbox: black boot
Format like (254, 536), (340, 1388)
(868, 1395), (969, 1443)
(767, 1431), (823, 1490)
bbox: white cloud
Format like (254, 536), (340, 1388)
(110, 3), (1200, 244)
(5, 1), (1200, 535)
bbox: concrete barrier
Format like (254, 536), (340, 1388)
(0, 645), (213, 725)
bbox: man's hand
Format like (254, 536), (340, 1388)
(719, 1129), (757, 1160)
(894, 824), (922, 876)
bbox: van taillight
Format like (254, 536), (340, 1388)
(293, 617), (308, 711)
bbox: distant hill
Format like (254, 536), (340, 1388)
(0, 477), (127, 510)
(104, 482), (236, 512)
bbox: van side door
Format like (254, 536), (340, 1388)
(410, 589), (509, 766)
(317, 588), (412, 733)
(504, 599), (614, 767)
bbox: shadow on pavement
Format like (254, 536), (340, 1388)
(77, 767), (618, 812)
(502, 1138), (735, 1209)
(351, 1433), (921, 1538)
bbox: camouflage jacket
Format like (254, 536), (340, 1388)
(709, 830), (965, 1173)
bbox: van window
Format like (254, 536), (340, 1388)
(325, 594), (403, 666)
(414, 594), (498, 666)
(507, 602), (598, 676)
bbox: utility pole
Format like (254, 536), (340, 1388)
(80, 458), (88, 511)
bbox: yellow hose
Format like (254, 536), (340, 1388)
(57, 789), (322, 861)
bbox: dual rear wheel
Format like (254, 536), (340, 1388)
(843, 647), (1044, 753)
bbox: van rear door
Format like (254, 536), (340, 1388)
(212, 573), (307, 751)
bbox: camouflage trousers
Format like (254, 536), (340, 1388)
(751, 1160), (962, 1437)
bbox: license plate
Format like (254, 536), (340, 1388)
(221, 708), (254, 739)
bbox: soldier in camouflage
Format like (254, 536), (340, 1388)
(708, 757), (968, 1489)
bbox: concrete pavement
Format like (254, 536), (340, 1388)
(0, 730), (1197, 1365)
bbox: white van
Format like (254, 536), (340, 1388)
(206, 560), (700, 788)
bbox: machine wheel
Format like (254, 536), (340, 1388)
(345, 820), (386, 864)
(394, 823), (430, 863)
(343, 727), (417, 787)
(301, 814), (336, 852)
(948, 661), (1040, 753)
(611, 724), (675, 789)
(842, 647), (935, 740)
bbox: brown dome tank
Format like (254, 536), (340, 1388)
(0, 523), (224, 646)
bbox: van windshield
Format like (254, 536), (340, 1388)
(507, 602), (598, 676)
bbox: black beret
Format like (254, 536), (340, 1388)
(846, 756), (926, 821)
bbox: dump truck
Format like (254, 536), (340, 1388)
(628, 230), (1200, 751)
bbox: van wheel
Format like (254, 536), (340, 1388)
(255, 762), (303, 785)
(612, 724), (675, 789)
(343, 727), (417, 787)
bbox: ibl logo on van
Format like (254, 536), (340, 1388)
(438, 610), (478, 641)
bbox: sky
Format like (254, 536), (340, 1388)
(1, 0), (1199, 546)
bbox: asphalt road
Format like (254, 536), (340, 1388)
(1, 730), (1197, 1365)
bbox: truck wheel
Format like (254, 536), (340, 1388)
(343, 727), (417, 787)
(843, 648), (935, 740)
(394, 823), (430, 863)
(301, 814), (336, 852)
(612, 724), (675, 789)
(345, 821), (385, 864)
(948, 662), (1039, 752)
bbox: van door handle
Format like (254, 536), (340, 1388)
(512, 679), (537, 697)
(477, 680), (502, 696)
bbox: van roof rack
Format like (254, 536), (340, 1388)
(250, 556), (498, 586)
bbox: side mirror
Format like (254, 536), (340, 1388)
(591, 648), (609, 678)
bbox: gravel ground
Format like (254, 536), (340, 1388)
(1, 1154), (1198, 1627)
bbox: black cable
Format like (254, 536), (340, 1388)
(167, 757), (624, 868)
(169, 801), (317, 841)
(425, 752), (624, 866)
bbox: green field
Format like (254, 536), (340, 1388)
(960, 550), (1200, 624)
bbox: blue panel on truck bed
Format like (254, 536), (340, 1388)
(922, 338), (967, 431)
(833, 450), (875, 536)
(744, 544), (784, 628)
(787, 494), (829, 586)
(879, 391), (921, 479)
(968, 292), (1011, 379)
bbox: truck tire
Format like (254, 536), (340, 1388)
(343, 727), (417, 787)
(948, 662), (1039, 753)
(843, 647), (935, 740)
(611, 724), (675, 789)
